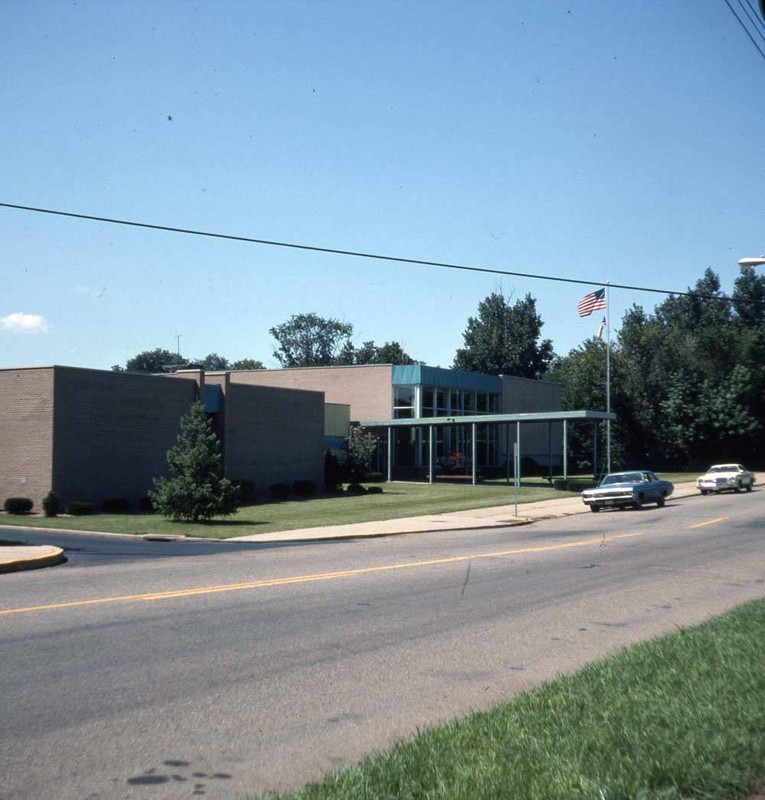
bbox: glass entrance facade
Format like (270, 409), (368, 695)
(390, 365), (502, 471)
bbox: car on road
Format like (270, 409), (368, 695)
(581, 470), (674, 513)
(696, 464), (755, 494)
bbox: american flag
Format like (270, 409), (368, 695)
(577, 288), (606, 317)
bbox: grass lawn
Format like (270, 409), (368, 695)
(0, 473), (697, 540)
(248, 599), (765, 800)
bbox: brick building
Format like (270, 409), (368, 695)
(0, 362), (563, 511)
(0, 365), (325, 509)
(210, 364), (563, 476)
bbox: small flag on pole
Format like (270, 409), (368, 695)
(596, 316), (606, 340)
(577, 288), (606, 317)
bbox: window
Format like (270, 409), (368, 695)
(422, 387), (435, 417)
(394, 385), (415, 419)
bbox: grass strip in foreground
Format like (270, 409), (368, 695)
(254, 599), (765, 800)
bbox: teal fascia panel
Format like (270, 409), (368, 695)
(392, 364), (501, 393)
(203, 384), (223, 413)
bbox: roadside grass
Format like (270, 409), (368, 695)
(0, 472), (698, 540)
(251, 599), (765, 800)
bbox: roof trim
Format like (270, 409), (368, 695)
(357, 410), (615, 428)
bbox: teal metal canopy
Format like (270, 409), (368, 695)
(392, 364), (501, 393)
(358, 410), (614, 429)
(356, 409), (616, 486)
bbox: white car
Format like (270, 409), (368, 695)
(696, 464), (755, 494)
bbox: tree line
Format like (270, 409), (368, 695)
(114, 268), (765, 469)
(551, 267), (765, 470)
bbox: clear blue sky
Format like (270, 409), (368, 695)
(2, 1), (763, 370)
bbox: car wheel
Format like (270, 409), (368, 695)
(700, 489), (708, 495)
(734, 482), (742, 493)
(590, 504), (601, 513)
(657, 493), (666, 508)
(746, 482), (753, 492)
(633, 495), (643, 510)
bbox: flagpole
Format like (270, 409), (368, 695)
(606, 283), (611, 473)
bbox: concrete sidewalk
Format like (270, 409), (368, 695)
(0, 482), (701, 570)
(229, 481), (701, 542)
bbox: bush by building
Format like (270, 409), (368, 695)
(232, 479), (257, 505)
(4, 497), (33, 515)
(66, 501), (96, 516)
(42, 492), (59, 517)
(269, 482), (291, 500)
(292, 479), (317, 498)
(103, 497), (130, 513)
(138, 496), (155, 513)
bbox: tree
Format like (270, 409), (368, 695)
(150, 402), (239, 522)
(453, 292), (554, 378)
(369, 341), (418, 365)
(547, 339), (633, 470)
(339, 339), (418, 365)
(269, 313), (354, 367)
(231, 358), (265, 370)
(114, 350), (266, 373)
(346, 426), (379, 480)
(732, 266), (765, 329)
(198, 353), (230, 370)
(117, 348), (186, 373)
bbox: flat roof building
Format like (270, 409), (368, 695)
(211, 364), (564, 478)
(0, 365), (326, 509)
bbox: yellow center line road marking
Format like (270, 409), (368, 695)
(1, 532), (645, 616)
(690, 516), (730, 529)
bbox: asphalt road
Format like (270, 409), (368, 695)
(1, 491), (763, 800)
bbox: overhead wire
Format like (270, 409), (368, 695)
(722, 0), (765, 61)
(737, 0), (765, 42)
(741, 0), (765, 34)
(0, 200), (759, 306)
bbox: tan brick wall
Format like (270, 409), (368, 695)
(52, 367), (198, 507)
(0, 368), (55, 509)
(207, 375), (324, 491)
(225, 365), (393, 422)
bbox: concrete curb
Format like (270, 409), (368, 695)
(0, 481), (716, 546)
(0, 546), (66, 574)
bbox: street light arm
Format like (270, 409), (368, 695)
(738, 257), (765, 268)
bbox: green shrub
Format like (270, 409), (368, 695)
(553, 477), (596, 491)
(324, 451), (342, 492)
(42, 492), (59, 517)
(4, 497), (33, 515)
(149, 402), (239, 523)
(233, 479), (257, 505)
(366, 485), (384, 494)
(138, 496), (155, 513)
(292, 479), (317, 498)
(346, 482), (367, 494)
(103, 497), (130, 513)
(269, 482), (291, 500)
(66, 500), (96, 516)
(364, 472), (384, 483)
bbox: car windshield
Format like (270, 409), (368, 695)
(601, 473), (643, 485)
(708, 465), (738, 473)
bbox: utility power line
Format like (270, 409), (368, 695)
(0, 201), (758, 305)
(741, 0), (765, 36)
(722, 0), (765, 61)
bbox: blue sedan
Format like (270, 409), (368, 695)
(581, 471), (674, 513)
